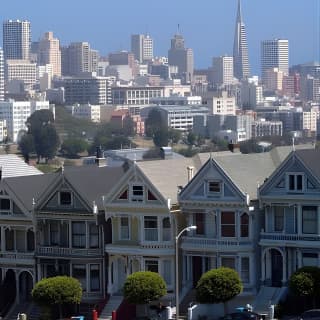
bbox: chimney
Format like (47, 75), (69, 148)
(228, 140), (240, 153)
(187, 166), (194, 182)
(95, 146), (107, 167)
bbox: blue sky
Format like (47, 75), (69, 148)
(1, 0), (319, 74)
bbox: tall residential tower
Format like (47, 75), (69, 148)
(3, 20), (31, 60)
(233, 0), (250, 80)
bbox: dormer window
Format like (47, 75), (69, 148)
(207, 180), (222, 195)
(60, 191), (72, 206)
(287, 173), (304, 192)
(131, 185), (144, 202)
(0, 198), (11, 214)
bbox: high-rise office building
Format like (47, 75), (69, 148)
(212, 55), (234, 87)
(168, 33), (194, 84)
(131, 34), (154, 63)
(0, 49), (4, 101)
(3, 20), (31, 60)
(233, 0), (250, 80)
(38, 31), (61, 77)
(61, 42), (98, 76)
(261, 39), (289, 84)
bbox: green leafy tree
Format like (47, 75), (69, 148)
(60, 138), (88, 158)
(123, 115), (135, 137)
(32, 276), (82, 319)
(123, 271), (166, 317)
(289, 266), (320, 308)
(196, 267), (243, 313)
(18, 133), (35, 163)
(27, 110), (60, 163)
(145, 109), (165, 137)
(187, 131), (197, 146)
(168, 129), (182, 144)
(153, 129), (169, 147)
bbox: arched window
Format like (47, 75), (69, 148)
(240, 213), (249, 238)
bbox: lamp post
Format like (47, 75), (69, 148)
(175, 225), (197, 320)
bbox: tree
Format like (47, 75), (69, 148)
(27, 110), (60, 163)
(187, 131), (197, 146)
(60, 138), (88, 158)
(123, 115), (135, 137)
(196, 267), (243, 313)
(153, 129), (169, 147)
(18, 133), (34, 163)
(289, 266), (320, 308)
(168, 129), (182, 144)
(145, 109), (166, 138)
(123, 271), (166, 317)
(32, 276), (82, 319)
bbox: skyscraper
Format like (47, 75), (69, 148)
(168, 33), (194, 84)
(3, 20), (31, 60)
(233, 0), (250, 80)
(38, 31), (61, 77)
(0, 49), (4, 101)
(261, 39), (289, 84)
(212, 55), (234, 87)
(131, 34), (153, 63)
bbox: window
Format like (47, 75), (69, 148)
(302, 206), (317, 234)
(208, 181), (221, 194)
(145, 260), (158, 273)
(240, 213), (249, 237)
(131, 185), (144, 202)
(50, 221), (59, 246)
(221, 257), (235, 269)
(90, 264), (100, 291)
(73, 264), (86, 291)
(60, 191), (72, 205)
(5, 229), (14, 251)
(72, 222), (86, 248)
(274, 207), (284, 232)
(195, 212), (205, 235)
(0, 198), (11, 212)
(27, 230), (34, 251)
(221, 212), (235, 237)
(302, 253), (318, 267)
(163, 260), (172, 285)
(89, 223), (99, 248)
(120, 217), (130, 240)
(288, 173), (303, 192)
(144, 216), (158, 241)
(241, 257), (250, 283)
(162, 218), (171, 241)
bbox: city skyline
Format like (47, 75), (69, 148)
(0, 0), (319, 75)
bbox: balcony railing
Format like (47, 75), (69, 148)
(181, 236), (252, 250)
(36, 246), (102, 257)
(0, 252), (34, 260)
(260, 232), (320, 242)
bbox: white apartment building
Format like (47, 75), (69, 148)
(66, 103), (101, 123)
(0, 100), (50, 142)
(203, 91), (237, 115)
(38, 31), (61, 77)
(0, 48), (4, 101)
(261, 39), (289, 85)
(5, 59), (37, 88)
(131, 34), (154, 63)
(212, 55), (234, 86)
(3, 20), (30, 60)
(252, 119), (283, 138)
(240, 80), (263, 109)
(0, 120), (7, 142)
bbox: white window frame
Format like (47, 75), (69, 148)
(286, 172), (304, 192)
(206, 180), (223, 196)
(144, 216), (158, 241)
(130, 184), (144, 202)
(119, 216), (130, 240)
(273, 207), (285, 232)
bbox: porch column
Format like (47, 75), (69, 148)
(297, 249), (302, 269)
(15, 271), (19, 304)
(107, 256), (113, 294)
(1, 226), (5, 252)
(282, 249), (287, 284)
(69, 220), (72, 248)
(297, 205), (302, 235)
(266, 250), (272, 280)
(261, 249), (265, 282)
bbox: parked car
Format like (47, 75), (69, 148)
(300, 309), (320, 320)
(220, 311), (263, 320)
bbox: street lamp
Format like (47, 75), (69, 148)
(175, 225), (197, 320)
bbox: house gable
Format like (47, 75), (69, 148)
(179, 158), (246, 203)
(106, 164), (167, 208)
(260, 152), (320, 197)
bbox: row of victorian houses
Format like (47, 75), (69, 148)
(1, 144), (320, 313)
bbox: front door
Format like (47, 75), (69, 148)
(192, 256), (202, 287)
(271, 249), (283, 287)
